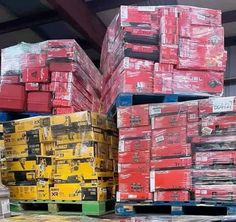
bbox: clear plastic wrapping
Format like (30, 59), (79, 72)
(101, 5), (226, 113)
(117, 97), (236, 202)
(1, 39), (102, 114)
(3, 111), (118, 201)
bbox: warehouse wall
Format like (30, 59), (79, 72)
(224, 46), (236, 96)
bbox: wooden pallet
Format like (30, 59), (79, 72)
(11, 199), (115, 216)
(116, 200), (236, 216)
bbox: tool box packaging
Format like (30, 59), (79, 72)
(100, 5), (226, 113)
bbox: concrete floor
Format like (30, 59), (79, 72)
(2, 214), (236, 222)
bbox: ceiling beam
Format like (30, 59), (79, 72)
(0, 11), (60, 35)
(222, 10), (236, 24)
(47, 0), (106, 51)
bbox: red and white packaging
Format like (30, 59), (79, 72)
(25, 83), (39, 91)
(151, 113), (187, 129)
(119, 126), (152, 140)
(187, 122), (199, 140)
(119, 138), (151, 152)
(117, 191), (153, 202)
(151, 143), (191, 158)
(22, 53), (47, 68)
(154, 190), (190, 201)
(153, 72), (172, 94)
(194, 185), (236, 201)
(150, 156), (192, 170)
(22, 67), (49, 83)
(152, 127), (187, 147)
(119, 150), (150, 164)
(51, 72), (74, 82)
(160, 44), (178, 64)
(151, 169), (192, 191)
(117, 104), (149, 128)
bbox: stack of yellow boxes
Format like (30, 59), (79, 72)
(3, 111), (118, 202)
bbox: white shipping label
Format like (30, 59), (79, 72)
(123, 57), (129, 69)
(116, 192), (120, 202)
(201, 127), (213, 136)
(149, 105), (162, 116)
(150, 171), (155, 192)
(138, 6), (155, 11)
(121, 6), (128, 19)
(212, 97), (234, 113)
(118, 140), (125, 152)
(156, 136), (164, 143)
(118, 164), (121, 173)
(1, 199), (10, 214)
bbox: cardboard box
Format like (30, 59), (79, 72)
(9, 185), (38, 200)
(194, 150), (236, 166)
(152, 127), (187, 147)
(27, 92), (52, 113)
(54, 142), (109, 159)
(119, 126), (152, 140)
(118, 163), (149, 174)
(151, 169), (192, 191)
(119, 138), (151, 152)
(117, 191), (153, 202)
(23, 53), (47, 68)
(151, 113), (187, 129)
(149, 103), (186, 116)
(194, 185), (236, 201)
(151, 143), (191, 158)
(117, 104), (149, 128)
(154, 190), (190, 201)
(118, 150), (150, 164)
(25, 83), (40, 91)
(150, 157), (192, 170)
(22, 67), (49, 83)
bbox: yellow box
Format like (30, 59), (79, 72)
(106, 118), (117, 132)
(9, 185), (38, 200)
(1, 170), (8, 185)
(54, 158), (113, 181)
(50, 111), (107, 129)
(7, 158), (36, 171)
(107, 134), (118, 146)
(50, 183), (82, 201)
(37, 180), (50, 200)
(56, 128), (107, 145)
(14, 116), (50, 133)
(35, 156), (55, 180)
(39, 127), (54, 142)
(4, 132), (27, 146)
(7, 171), (36, 184)
(109, 147), (118, 160)
(81, 185), (113, 201)
(55, 142), (109, 159)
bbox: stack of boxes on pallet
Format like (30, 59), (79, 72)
(0, 40), (101, 114)
(3, 112), (118, 201)
(100, 5), (226, 113)
(117, 97), (236, 202)
(0, 124), (10, 218)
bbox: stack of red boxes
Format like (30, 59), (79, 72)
(117, 97), (236, 203)
(0, 40), (101, 114)
(192, 97), (236, 201)
(100, 5), (227, 113)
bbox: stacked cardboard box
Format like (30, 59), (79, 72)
(117, 97), (236, 202)
(3, 111), (118, 201)
(0, 124), (10, 218)
(100, 5), (226, 113)
(0, 40), (101, 114)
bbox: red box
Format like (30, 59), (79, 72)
(53, 107), (75, 114)
(114, 70), (153, 94)
(149, 103), (187, 116)
(151, 169), (192, 191)
(187, 122), (199, 140)
(27, 92), (52, 113)
(151, 113), (187, 129)
(119, 126), (152, 140)
(25, 83), (39, 91)
(192, 135), (236, 144)
(117, 191), (153, 202)
(119, 172), (150, 193)
(160, 44), (178, 64)
(47, 48), (77, 61)
(152, 127), (187, 147)
(151, 143), (191, 158)
(194, 150), (236, 166)
(154, 190), (190, 201)
(185, 100), (199, 122)
(117, 104), (149, 128)
(0, 84), (25, 111)
(23, 53), (47, 68)
(51, 72), (74, 82)
(49, 62), (78, 72)
(22, 67), (49, 83)
(172, 70), (223, 96)
(199, 97), (236, 116)
(201, 115), (236, 136)
(119, 138), (151, 152)
(0, 75), (20, 84)
(154, 63), (174, 72)
(119, 150), (150, 164)
(150, 157), (192, 170)
(194, 185), (236, 201)
(153, 72), (172, 94)
(118, 163), (149, 174)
